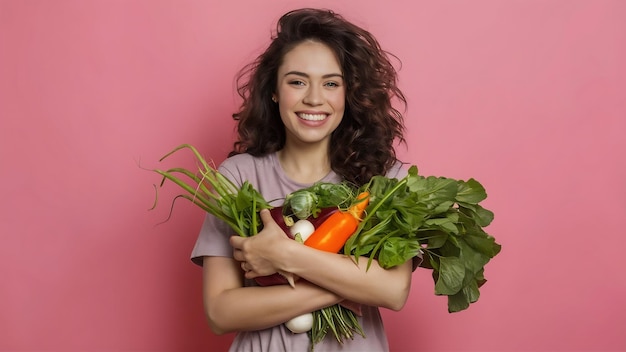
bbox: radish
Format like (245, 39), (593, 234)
(289, 219), (315, 242)
(285, 312), (314, 333)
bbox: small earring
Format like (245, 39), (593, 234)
(272, 96), (277, 103)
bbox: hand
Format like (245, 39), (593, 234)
(230, 209), (294, 281)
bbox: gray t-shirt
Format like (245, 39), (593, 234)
(191, 152), (406, 352)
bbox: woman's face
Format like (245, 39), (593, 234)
(273, 41), (345, 149)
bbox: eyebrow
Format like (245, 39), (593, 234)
(284, 71), (343, 79)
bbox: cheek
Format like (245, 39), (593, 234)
(278, 106), (289, 124)
(278, 89), (301, 108)
(333, 88), (346, 105)
(330, 93), (346, 113)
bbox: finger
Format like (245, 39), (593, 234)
(229, 235), (244, 249)
(240, 262), (248, 272)
(278, 270), (296, 288)
(259, 208), (276, 227)
(245, 269), (258, 279)
(232, 248), (244, 262)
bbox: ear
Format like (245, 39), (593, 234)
(271, 94), (278, 103)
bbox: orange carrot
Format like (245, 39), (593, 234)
(304, 192), (370, 253)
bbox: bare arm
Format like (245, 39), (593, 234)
(230, 209), (413, 312)
(202, 256), (341, 335)
(275, 243), (412, 311)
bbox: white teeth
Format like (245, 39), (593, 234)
(298, 113), (326, 121)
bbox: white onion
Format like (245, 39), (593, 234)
(289, 219), (315, 242)
(285, 312), (314, 333)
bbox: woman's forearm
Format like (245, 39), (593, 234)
(203, 257), (341, 334)
(272, 241), (413, 311)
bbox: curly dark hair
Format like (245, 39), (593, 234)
(230, 8), (407, 186)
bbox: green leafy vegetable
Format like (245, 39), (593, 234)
(150, 144), (270, 237)
(283, 183), (353, 219)
(149, 144), (501, 348)
(345, 165), (501, 312)
(149, 144), (362, 349)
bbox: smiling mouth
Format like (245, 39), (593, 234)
(297, 113), (328, 121)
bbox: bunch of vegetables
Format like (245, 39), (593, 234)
(150, 144), (366, 344)
(264, 189), (371, 344)
(150, 144), (501, 348)
(346, 165), (501, 313)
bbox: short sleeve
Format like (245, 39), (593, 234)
(190, 213), (234, 266)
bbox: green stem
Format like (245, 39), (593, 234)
(345, 177), (408, 259)
(366, 231), (396, 269)
(154, 170), (214, 206)
(422, 247), (444, 259)
(161, 167), (219, 201)
(251, 195), (258, 236)
(354, 177), (408, 237)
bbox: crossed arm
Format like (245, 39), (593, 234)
(203, 209), (413, 334)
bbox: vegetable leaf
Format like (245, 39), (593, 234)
(447, 289), (470, 312)
(455, 178), (487, 204)
(434, 257), (465, 295)
(407, 176), (458, 210)
(378, 237), (421, 269)
(151, 144), (501, 328)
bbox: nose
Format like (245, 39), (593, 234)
(303, 85), (323, 106)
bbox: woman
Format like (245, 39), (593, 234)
(191, 8), (415, 351)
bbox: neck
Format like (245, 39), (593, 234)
(278, 142), (332, 184)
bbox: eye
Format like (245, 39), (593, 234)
(324, 81), (341, 88)
(288, 80), (306, 86)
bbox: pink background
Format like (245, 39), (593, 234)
(1, 0), (625, 351)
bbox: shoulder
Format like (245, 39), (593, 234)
(218, 153), (276, 188)
(385, 159), (410, 179)
(219, 153), (258, 170)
